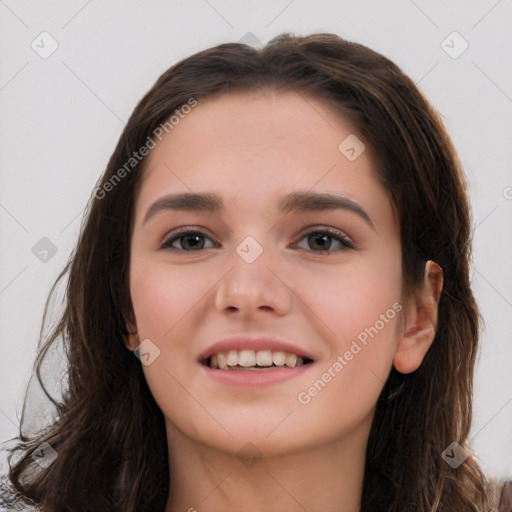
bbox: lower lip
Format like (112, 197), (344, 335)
(201, 363), (314, 387)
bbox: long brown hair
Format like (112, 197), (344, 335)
(0, 32), (498, 511)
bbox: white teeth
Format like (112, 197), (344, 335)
(226, 350), (238, 366)
(238, 349), (256, 367)
(272, 351), (286, 366)
(207, 349), (309, 369)
(285, 353), (297, 367)
(217, 353), (227, 369)
(256, 350), (273, 367)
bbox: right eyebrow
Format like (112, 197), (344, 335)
(143, 192), (224, 226)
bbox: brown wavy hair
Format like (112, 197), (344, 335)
(0, 32), (499, 511)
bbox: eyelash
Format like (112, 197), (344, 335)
(160, 225), (356, 254)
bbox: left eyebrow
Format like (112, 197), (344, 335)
(142, 190), (375, 230)
(277, 191), (375, 229)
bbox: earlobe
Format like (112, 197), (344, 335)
(125, 330), (139, 352)
(119, 287), (138, 351)
(393, 261), (444, 374)
(124, 310), (139, 352)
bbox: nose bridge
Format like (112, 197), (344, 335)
(230, 233), (274, 292)
(228, 209), (274, 274)
(214, 230), (290, 314)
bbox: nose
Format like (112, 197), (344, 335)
(213, 236), (292, 318)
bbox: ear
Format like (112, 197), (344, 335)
(393, 261), (444, 374)
(123, 307), (139, 352)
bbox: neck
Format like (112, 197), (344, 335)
(164, 420), (371, 512)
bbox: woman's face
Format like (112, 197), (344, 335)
(128, 90), (406, 458)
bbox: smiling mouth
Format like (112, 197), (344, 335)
(202, 349), (314, 370)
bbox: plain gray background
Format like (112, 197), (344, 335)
(1, 0), (511, 480)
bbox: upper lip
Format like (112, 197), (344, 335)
(198, 333), (315, 364)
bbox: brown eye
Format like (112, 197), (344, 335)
(161, 230), (216, 251)
(295, 227), (355, 253)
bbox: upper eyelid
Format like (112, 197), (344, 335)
(161, 225), (355, 249)
(161, 226), (215, 242)
(160, 225), (350, 240)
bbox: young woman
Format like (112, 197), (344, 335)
(0, 32), (508, 511)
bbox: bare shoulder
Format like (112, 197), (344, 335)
(492, 479), (512, 511)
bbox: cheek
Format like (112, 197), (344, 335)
(129, 258), (207, 340)
(307, 252), (403, 391)
(314, 254), (402, 335)
(128, 259), (207, 427)
(296, 294), (402, 434)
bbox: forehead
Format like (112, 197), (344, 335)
(145, 89), (362, 175)
(135, 90), (394, 229)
